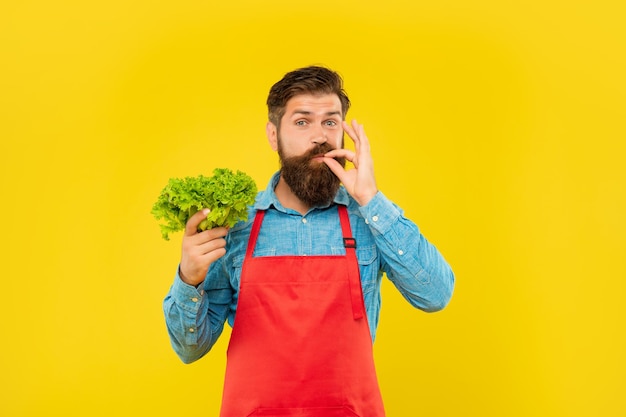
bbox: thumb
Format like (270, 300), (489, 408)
(323, 157), (348, 183)
(185, 208), (210, 236)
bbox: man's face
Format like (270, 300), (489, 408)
(274, 93), (344, 158)
(268, 93), (346, 207)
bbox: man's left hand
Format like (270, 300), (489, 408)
(323, 119), (378, 207)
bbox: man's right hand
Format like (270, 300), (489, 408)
(179, 209), (229, 286)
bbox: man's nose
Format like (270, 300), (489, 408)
(311, 124), (327, 145)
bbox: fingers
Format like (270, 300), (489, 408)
(185, 208), (210, 236)
(189, 232), (228, 264)
(323, 156), (349, 183)
(342, 120), (360, 145)
(342, 121), (357, 154)
(342, 120), (357, 138)
(325, 148), (356, 163)
(182, 209), (230, 285)
(331, 119), (378, 206)
(180, 226), (229, 285)
(324, 119), (368, 172)
(184, 208), (229, 255)
(343, 120), (370, 153)
(185, 228), (229, 262)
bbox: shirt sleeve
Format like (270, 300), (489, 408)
(358, 192), (455, 312)
(163, 264), (233, 364)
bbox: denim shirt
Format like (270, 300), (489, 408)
(164, 172), (455, 364)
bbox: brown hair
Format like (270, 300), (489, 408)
(267, 66), (351, 128)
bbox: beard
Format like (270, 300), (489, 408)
(278, 139), (346, 208)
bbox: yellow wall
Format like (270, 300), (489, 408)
(2, 1), (625, 416)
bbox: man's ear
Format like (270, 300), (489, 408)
(266, 122), (278, 151)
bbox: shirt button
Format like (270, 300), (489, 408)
(189, 328), (195, 333)
(302, 218), (307, 224)
(191, 297), (198, 303)
(398, 250), (404, 255)
(372, 215), (379, 222)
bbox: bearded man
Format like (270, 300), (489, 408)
(163, 66), (455, 417)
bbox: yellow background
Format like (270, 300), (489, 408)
(2, 1), (625, 416)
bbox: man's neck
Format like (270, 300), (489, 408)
(274, 177), (310, 215)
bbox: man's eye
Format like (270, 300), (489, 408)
(295, 120), (307, 126)
(325, 120), (337, 126)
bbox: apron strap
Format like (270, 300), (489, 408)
(338, 206), (365, 320)
(241, 210), (264, 284)
(245, 209), (265, 260)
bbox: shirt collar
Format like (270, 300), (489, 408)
(254, 171), (350, 212)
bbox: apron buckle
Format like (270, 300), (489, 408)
(343, 237), (357, 249)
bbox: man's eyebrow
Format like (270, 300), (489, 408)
(291, 110), (342, 117)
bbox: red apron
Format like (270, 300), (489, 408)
(219, 206), (385, 417)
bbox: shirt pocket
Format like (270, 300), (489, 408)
(332, 245), (379, 296)
(356, 245), (379, 295)
(356, 244), (379, 296)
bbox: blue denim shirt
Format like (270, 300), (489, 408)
(164, 172), (455, 364)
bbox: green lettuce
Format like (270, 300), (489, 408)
(151, 168), (257, 240)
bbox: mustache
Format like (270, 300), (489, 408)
(303, 143), (346, 167)
(305, 143), (335, 158)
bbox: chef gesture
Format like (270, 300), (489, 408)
(164, 66), (455, 417)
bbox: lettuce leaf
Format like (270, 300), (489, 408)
(151, 168), (257, 240)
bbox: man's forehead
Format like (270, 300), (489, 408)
(285, 93), (342, 113)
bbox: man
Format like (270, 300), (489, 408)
(163, 66), (454, 417)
